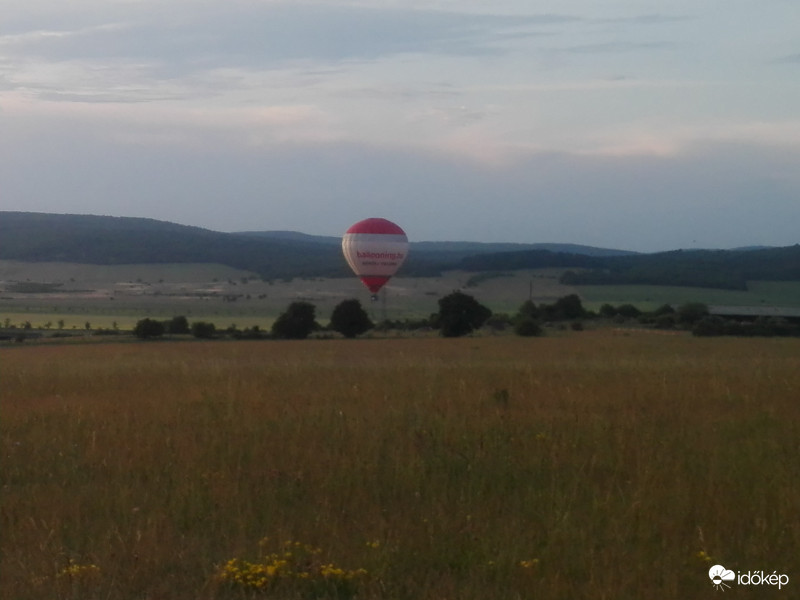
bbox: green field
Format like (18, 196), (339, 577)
(579, 281), (800, 311)
(3, 333), (799, 599)
(0, 262), (578, 329)
(3, 260), (800, 332)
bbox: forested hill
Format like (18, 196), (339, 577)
(0, 212), (633, 279)
(2, 212), (796, 288)
(459, 246), (800, 289)
(0, 212), (349, 279)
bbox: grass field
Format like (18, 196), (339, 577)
(4, 260), (800, 332)
(0, 262), (578, 329)
(3, 332), (798, 599)
(6, 261), (800, 330)
(579, 281), (800, 312)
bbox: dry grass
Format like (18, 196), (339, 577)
(2, 332), (799, 599)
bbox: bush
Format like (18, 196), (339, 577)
(133, 318), (165, 339)
(678, 302), (709, 326)
(514, 318), (543, 337)
(517, 300), (540, 320)
(652, 304), (675, 316)
(615, 304), (641, 318)
(272, 302), (318, 339)
(553, 294), (586, 319)
(539, 294), (586, 321)
(191, 321), (217, 339)
(330, 299), (373, 338)
(654, 314), (677, 329)
(166, 315), (190, 335)
(692, 316), (726, 337)
(693, 315), (800, 338)
(599, 303), (617, 318)
(436, 291), (492, 337)
(229, 326), (266, 340)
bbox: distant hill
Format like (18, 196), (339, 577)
(236, 230), (637, 261)
(1, 212), (797, 289)
(236, 230), (341, 245)
(0, 212), (348, 280)
(460, 245), (800, 290)
(410, 241), (637, 257)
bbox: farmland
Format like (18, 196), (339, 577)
(3, 260), (799, 333)
(0, 261), (579, 331)
(3, 333), (799, 599)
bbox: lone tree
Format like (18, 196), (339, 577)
(133, 318), (165, 339)
(514, 318), (543, 337)
(436, 291), (492, 337)
(190, 321), (217, 339)
(330, 299), (373, 338)
(272, 301), (318, 339)
(517, 300), (540, 320)
(166, 315), (190, 335)
(541, 294), (586, 320)
(513, 300), (544, 337)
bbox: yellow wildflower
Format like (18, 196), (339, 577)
(696, 550), (712, 563)
(57, 560), (101, 579)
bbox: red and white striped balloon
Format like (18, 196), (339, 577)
(342, 218), (409, 294)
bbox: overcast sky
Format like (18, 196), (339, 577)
(1, 0), (798, 251)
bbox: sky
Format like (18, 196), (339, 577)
(1, 0), (799, 252)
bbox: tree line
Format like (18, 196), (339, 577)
(462, 245), (800, 290)
(131, 292), (497, 340)
(132, 293), (798, 341)
(6, 292), (796, 344)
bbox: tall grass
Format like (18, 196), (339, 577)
(2, 333), (799, 599)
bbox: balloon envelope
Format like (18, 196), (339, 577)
(342, 218), (409, 294)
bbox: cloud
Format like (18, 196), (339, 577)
(0, 4), (574, 68)
(2, 1), (799, 251)
(0, 3), (587, 107)
(773, 52), (800, 64)
(598, 14), (691, 25)
(558, 41), (673, 54)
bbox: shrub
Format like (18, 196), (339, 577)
(678, 302), (709, 325)
(272, 302), (318, 339)
(654, 314), (677, 329)
(599, 303), (617, 318)
(133, 318), (165, 339)
(166, 315), (190, 335)
(191, 321), (217, 339)
(552, 294), (586, 319)
(615, 304), (641, 318)
(692, 316), (726, 336)
(330, 299), (373, 338)
(539, 294), (586, 321)
(517, 300), (540, 320)
(437, 291), (492, 337)
(652, 304), (676, 316)
(514, 318), (543, 337)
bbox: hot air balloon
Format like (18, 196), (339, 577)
(342, 218), (408, 298)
